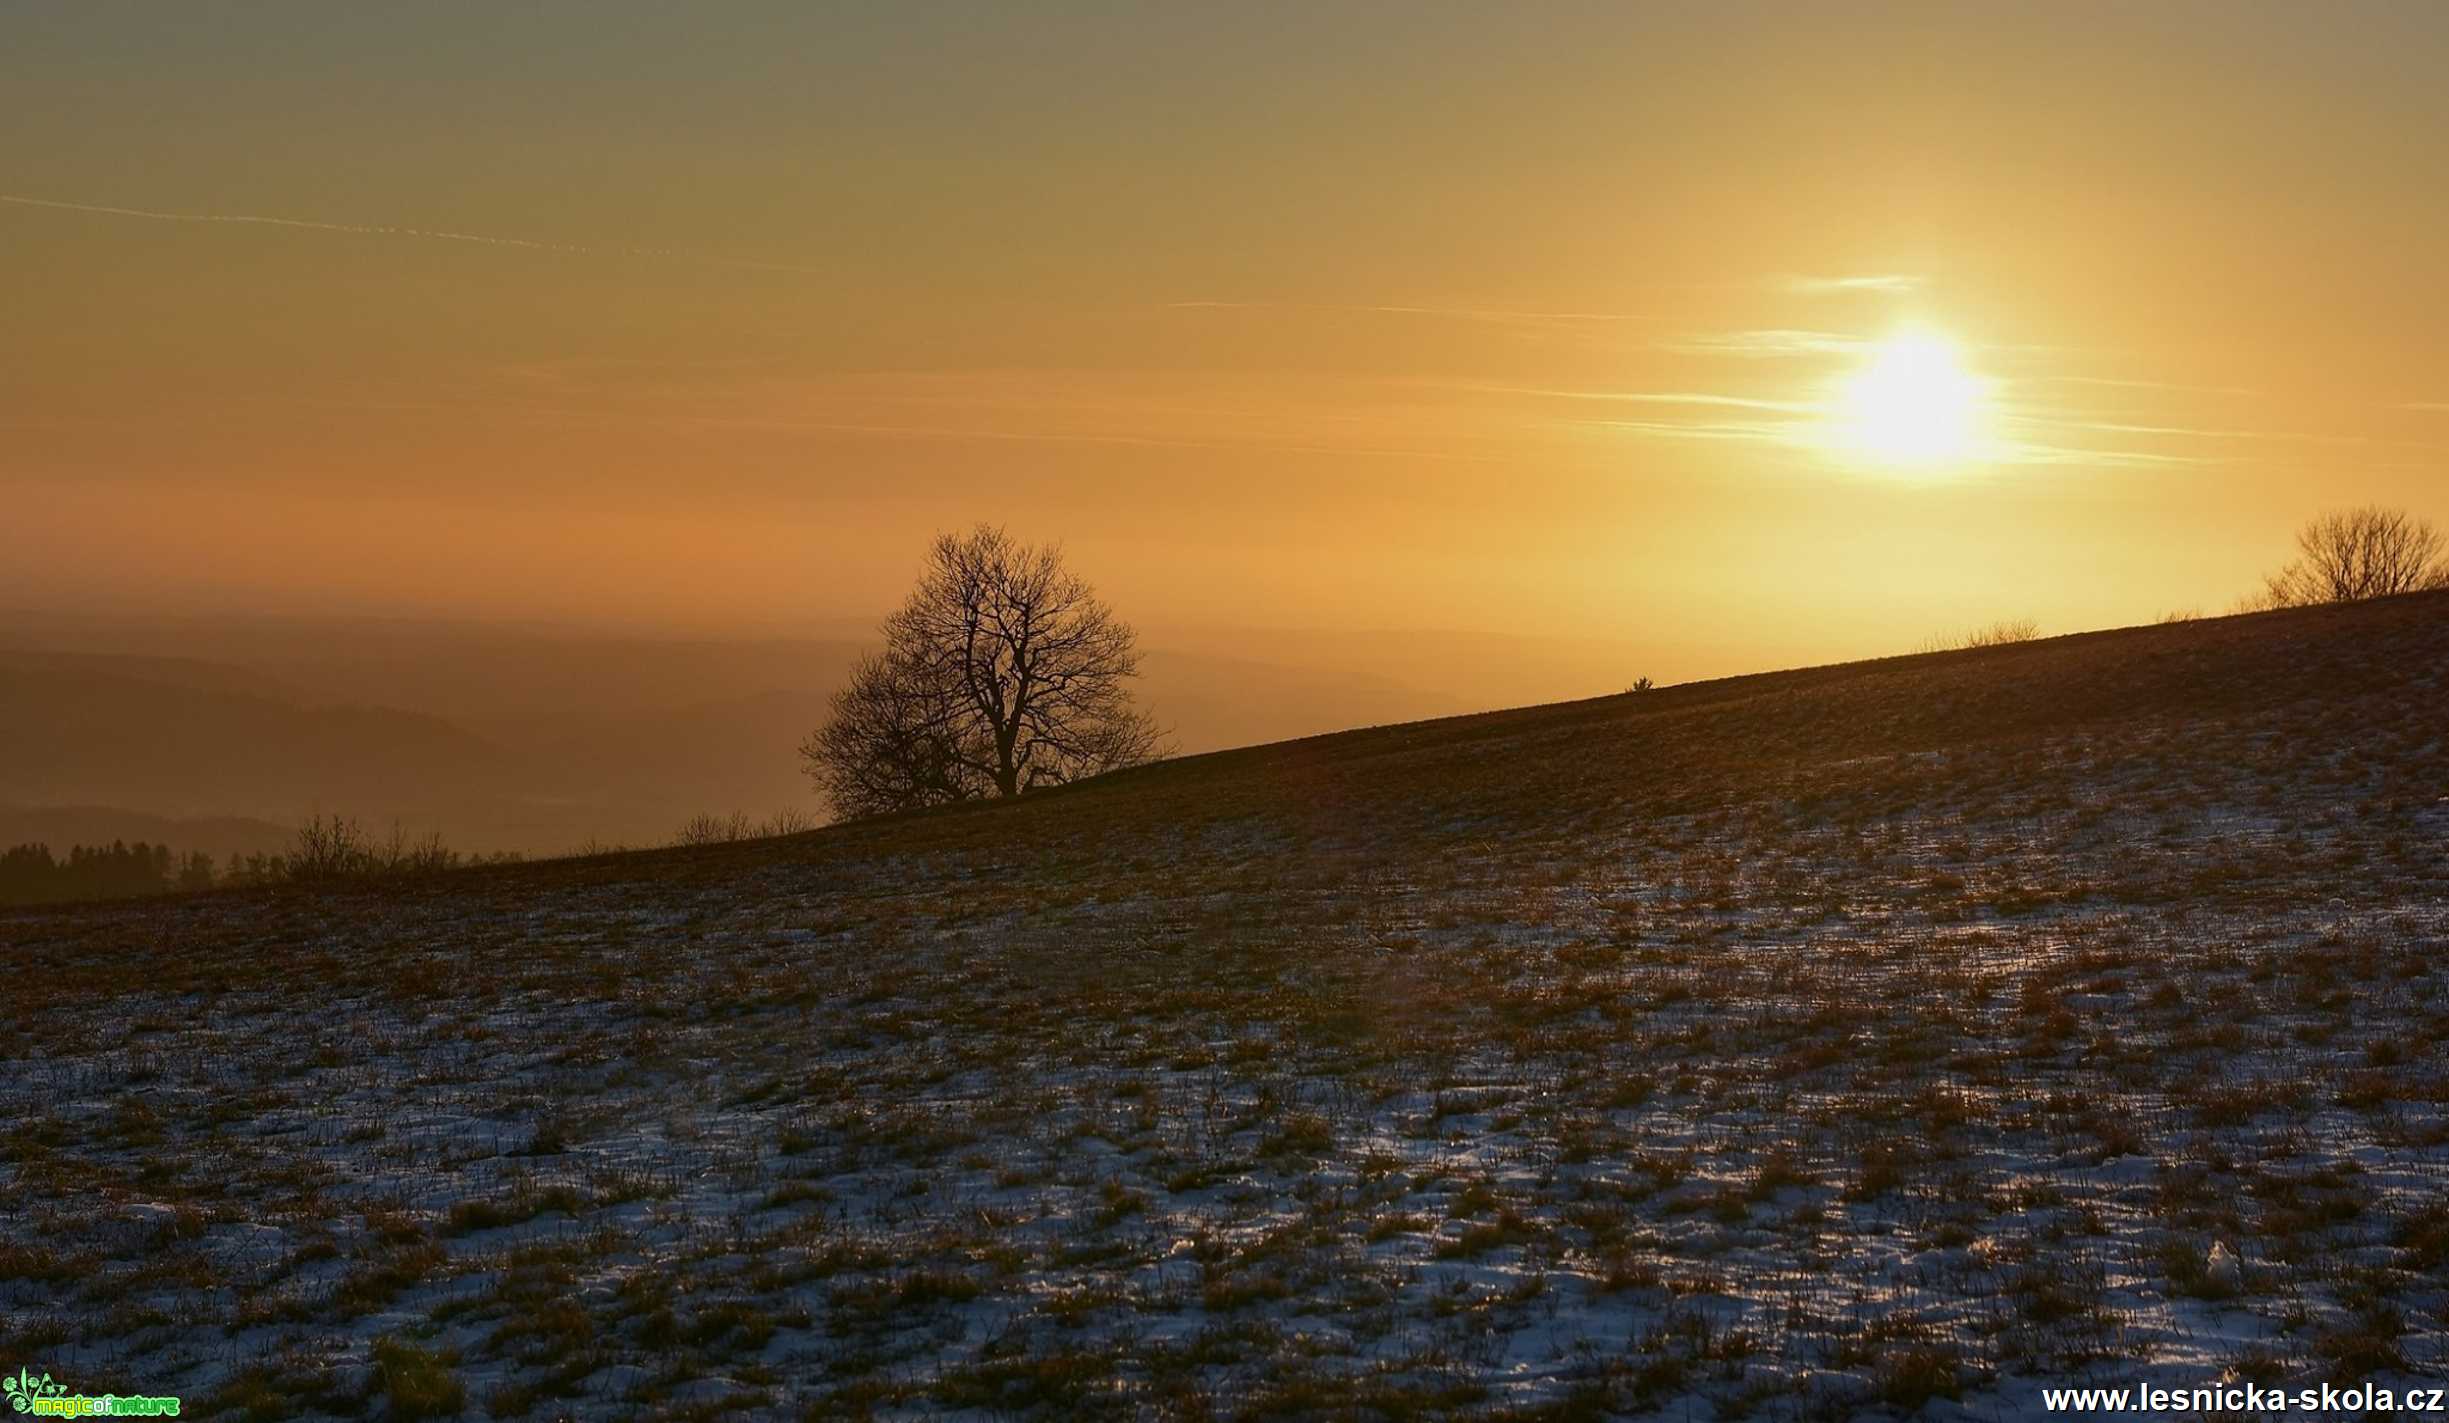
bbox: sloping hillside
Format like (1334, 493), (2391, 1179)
(4, 594), (2447, 1419)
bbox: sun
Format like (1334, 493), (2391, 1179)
(1836, 329), (1988, 469)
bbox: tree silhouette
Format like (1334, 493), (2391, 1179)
(805, 525), (1165, 819)
(2260, 506), (2449, 607)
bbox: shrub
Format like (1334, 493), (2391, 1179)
(1964, 619), (2041, 649)
(1874, 1345), (1964, 1410)
(372, 1337), (465, 1421)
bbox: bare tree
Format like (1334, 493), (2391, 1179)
(803, 526), (1166, 818)
(286, 813), (374, 883)
(2260, 506), (2449, 608)
(802, 645), (993, 819)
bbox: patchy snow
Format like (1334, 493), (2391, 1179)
(6, 608), (2449, 1418)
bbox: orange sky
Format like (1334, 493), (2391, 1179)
(8, 2), (2447, 682)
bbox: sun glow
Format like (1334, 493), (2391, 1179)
(1836, 329), (1988, 469)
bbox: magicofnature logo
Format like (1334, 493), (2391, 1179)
(4, 1368), (179, 1417)
(3, 1370), (63, 1414)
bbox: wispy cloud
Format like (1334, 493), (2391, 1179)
(2052, 419), (2353, 443)
(1781, 273), (1922, 295)
(1474, 385), (1822, 413)
(1657, 328), (1871, 359)
(2031, 374), (2260, 397)
(1995, 443), (2228, 469)
(1986, 412), (2304, 466)
(1580, 420), (2231, 469)
(242, 366), (1534, 466)
(249, 392), (1517, 463)
(666, 414), (1524, 464)
(1576, 417), (1817, 447)
(2007, 412), (2448, 456)
(0, 192), (829, 276)
(2403, 401), (2449, 413)
(1164, 300), (1657, 326)
(1549, 385), (2244, 471)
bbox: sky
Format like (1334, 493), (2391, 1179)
(8, 0), (2448, 682)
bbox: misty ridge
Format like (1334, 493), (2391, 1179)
(0, 607), (1637, 880)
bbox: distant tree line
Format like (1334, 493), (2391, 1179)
(0, 841), (211, 906)
(0, 815), (518, 908)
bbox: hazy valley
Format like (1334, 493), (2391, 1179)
(0, 615), (1654, 857)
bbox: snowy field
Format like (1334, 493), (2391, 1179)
(5, 596), (2447, 1419)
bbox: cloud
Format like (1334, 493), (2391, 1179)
(0, 192), (829, 276)
(1781, 274), (1923, 295)
(2015, 414), (2446, 455)
(2055, 419), (2344, 443)
(1993, 443), (2227, 469)
(1656, 328), (1871, 358)
(1164, 300), (1657, 326)
(1577, 417), (1816, 447)
(2031, 374), (2260, 397)
(1475, 385), (1822, 413)
(1555, 387), (2243, 471)
(245, 367), (1530, 466)
(644, 412), (1515, 462)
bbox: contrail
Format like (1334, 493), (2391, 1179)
(0, 192), (830, 276)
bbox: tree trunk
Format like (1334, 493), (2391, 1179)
(994, 724), (1021, 797)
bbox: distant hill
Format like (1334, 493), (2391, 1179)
(0, 803), (293, 861)
(3, 649), (306, 702)
(0, 655), (509, 825)
(0, 618), (1506, 853)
